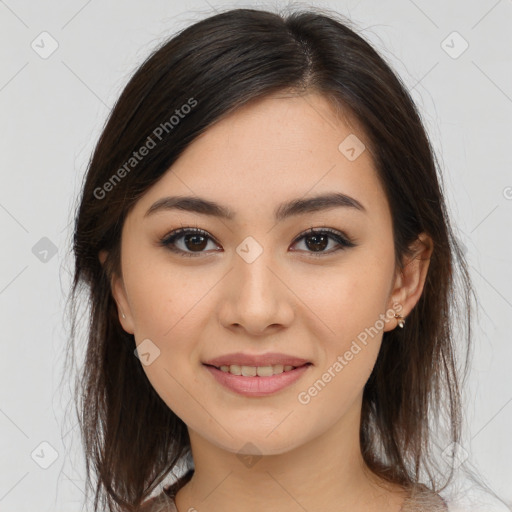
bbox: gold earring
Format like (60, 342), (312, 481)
(394, 312), (405, 328)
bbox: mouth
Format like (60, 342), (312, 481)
(202, 362), (313, 397)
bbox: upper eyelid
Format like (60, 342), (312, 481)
(164, 226), (217, 242)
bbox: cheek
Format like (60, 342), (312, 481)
(124, 256), (206, 340)
(304, 256), (393, 339)
(122, 256), (210, 392)
(125, 266), (204, 421)
(294, 269), (388, 418)
(298, 253), (394, 392)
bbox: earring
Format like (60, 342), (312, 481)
(121, 312), (126, 319)
(394, 312), (405, 328)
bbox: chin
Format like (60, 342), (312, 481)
(203, 426), (308, 458)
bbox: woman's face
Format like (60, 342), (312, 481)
(107, 92), (408, 456)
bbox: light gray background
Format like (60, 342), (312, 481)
(0, 0), (511, 511)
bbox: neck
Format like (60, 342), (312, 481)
(175, 395), (406, 512)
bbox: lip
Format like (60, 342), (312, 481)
(203, 352), (311, 367)
(204, 363), (311, 397)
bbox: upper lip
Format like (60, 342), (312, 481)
(203, 352), (311, 368)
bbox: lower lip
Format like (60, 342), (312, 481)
(204, 364), (311, 397)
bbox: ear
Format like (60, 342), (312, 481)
(383, 232), (433, 332)
(98, 249), (135, 334)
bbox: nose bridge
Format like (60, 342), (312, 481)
(235, 236), (278, 305)
(223, 234), (290, 333)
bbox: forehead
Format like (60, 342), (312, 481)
(132, 92), (389, 223)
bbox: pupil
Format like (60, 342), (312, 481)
(186, 234), (207, 251)
(306, 234), (328, 251)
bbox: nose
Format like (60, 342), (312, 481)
(218, 247), (294, 336)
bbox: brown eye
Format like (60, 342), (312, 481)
(290, 228), (356, 256)
(159, 227), (220, 257)
(181, 232), (208, 251)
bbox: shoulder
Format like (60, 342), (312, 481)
(140, 469), (194, 512)
(139, 494), (177, 512)
(401, 484), (448, 512)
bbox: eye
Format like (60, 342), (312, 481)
(290, 227), (356, 256)
(159, 227), (220, 257)
(158, 226), (356, 258)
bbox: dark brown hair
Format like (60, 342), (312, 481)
(67, 6), (478, 511)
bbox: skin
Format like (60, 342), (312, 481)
(100, 91), (433, 512)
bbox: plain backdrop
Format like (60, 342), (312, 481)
(0, 0), (511, 510)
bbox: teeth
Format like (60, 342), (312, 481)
(256, 366), (274, 377)
(242, 365), (257, 377)
(225, 364), (241, 375)
(217, 364), (298, 376)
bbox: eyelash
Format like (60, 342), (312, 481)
(158, 226), (357, 258)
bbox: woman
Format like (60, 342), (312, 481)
(68, 7), (500, 512)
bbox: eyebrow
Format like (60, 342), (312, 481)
(144, 192), (366, 221)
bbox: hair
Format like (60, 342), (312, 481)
(66, 5), (485, 512)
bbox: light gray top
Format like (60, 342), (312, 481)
(399, 484), (448, 511)
(141, 479), (448, 512)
